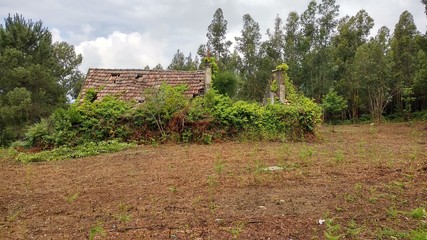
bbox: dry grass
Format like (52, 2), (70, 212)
(0, 122), (426, 239)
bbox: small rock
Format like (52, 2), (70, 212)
(262, 166), (284, 171)
(259, 206), (267, 210)
(318, 219), (326, 225)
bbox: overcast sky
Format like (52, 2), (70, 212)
(1, 0), (426, 73)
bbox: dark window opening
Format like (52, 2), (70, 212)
(135, 74), (142, 79)
(111, 73), (120, 77)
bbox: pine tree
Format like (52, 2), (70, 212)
(0, 14), (82, 145)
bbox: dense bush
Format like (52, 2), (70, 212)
(212, 71), (239, 97)
(20, 82), (322, 153)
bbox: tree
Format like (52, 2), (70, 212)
(168, 50), (199, 71)
(235, 14), (263, 100)
(168, 49), (186, 70)
(206, 8), (232, 67)
(391, 11), (418, 113)
(322, 89), (347, 131)
(333, 10), (374, 120)
(353, 27), (397, 123)
(299, 0), (318, 54)
(0, 14), (83, 146)
(153, 64), (164, 70)
(317, 0), (340, 47)
(283, 11), (301, 84)
(212, 71), (238, 98)
(52, 41), (84, 99)
(265, 15), (285, 65)
(414, 49), (427, 110)
(313, 0), (340, 100)
(422, 0), (427, 17)
(184, 53), (199, 71)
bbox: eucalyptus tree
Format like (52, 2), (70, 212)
(297, 0), (318, 97)
(332, 10), (374, 119)
(422, 0), (427, 16)
(312, 0), (340, 101)
(206, 8), (232, 68)
(297, 0), (340, 101)
(317, 0), (340, 47)
(390, 11), (418, 112)
(283, 11), (301, 85)
(265, 15), (285, 65)
(235, 14), (263, 101)
(353, 27), (396, 122)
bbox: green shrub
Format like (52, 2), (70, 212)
(413, 110), (427, 121)
(138, 83), (189, 136)
(16, 140), (135, 163)
(213, 71), (238, 97)
(23, 118), (54, 148)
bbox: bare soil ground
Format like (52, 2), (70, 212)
(1, 122), (426, 239)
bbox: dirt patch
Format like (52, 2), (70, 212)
(1, 122), (426, 239)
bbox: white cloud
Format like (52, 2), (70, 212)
(51, 28), (63, 43)
(75, 31), (169, 72)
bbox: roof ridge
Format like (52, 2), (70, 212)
(88, 68), (205, 72)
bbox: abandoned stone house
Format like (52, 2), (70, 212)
(79, 65), (212, 102)
(79, 64), (288, 104)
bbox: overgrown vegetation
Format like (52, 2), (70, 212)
(13, 140), (135, 163)
(11, 74), (321, 162)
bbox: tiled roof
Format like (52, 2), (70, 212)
(79, 68), (206, 102)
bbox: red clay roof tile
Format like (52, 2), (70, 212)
(79, 68), (206, 102)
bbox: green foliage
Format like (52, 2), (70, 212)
(206, 8), (232, 65)
(18, 82), (321, 161)
(16, 140), (135, 163)
(84, 88), (98, 103)
(410, 207), (426, 220)
(323, 89), (347, 125)
(412, 110), (427, 121)
(197, 89), (321, 139)
(167, 50), (199, 70)
(275, 63), (289, 71)
(203, 57), (219, 81)
(212, 71), (238, 97)
(0, 14), (83, 146)
(89, 222), (105, 240)
(0, 87), (33, 145)
(23, 118), (54, 148)
(138, 84), (189, 136)
(64, 192), (79, 204)
(403, 87), (416, 120)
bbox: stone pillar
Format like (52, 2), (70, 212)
(204, 62), (212, 92)
(273, 69), (286, 104)
(270, 90), (275, 104)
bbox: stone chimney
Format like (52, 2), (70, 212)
(204, 61), (212, 92)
